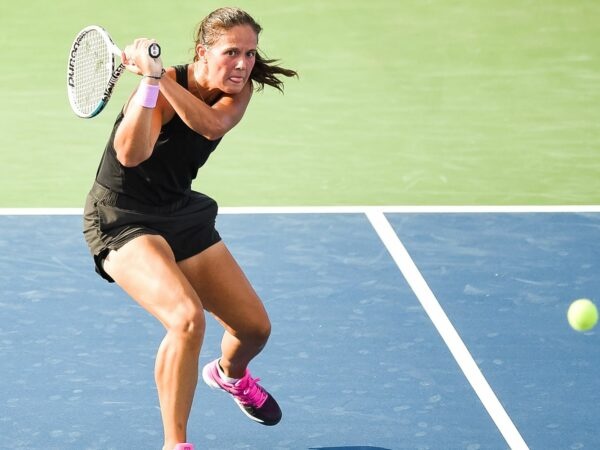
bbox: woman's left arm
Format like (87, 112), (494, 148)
(158, 75), (253, 140)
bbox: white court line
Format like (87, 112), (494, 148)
(366, 210), (529, 450)
(0, 204), (599, 215)
(0, 208), (83, 215)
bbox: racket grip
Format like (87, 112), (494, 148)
(148, 43), (161, 58)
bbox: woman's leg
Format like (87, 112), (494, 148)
(178, 241), (281, 425)
(103, 235), (204, 450)
(177, 241), (271, 378)
(179, 242), (281, 425)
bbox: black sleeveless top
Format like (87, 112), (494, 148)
(95, 65), (222, 206)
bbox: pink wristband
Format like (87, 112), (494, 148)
(136, 83), (160, 109)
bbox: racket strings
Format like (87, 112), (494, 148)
(72, 31), (112, 115)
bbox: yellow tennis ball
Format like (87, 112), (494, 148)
(567, 298), (598, 332)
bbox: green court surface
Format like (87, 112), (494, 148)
(1, 1), (599, 207)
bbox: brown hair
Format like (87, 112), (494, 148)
(194, 7), (297, 92)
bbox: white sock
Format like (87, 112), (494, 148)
(217, 360), (240, 385)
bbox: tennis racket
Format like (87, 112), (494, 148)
(67, 25), (161, 118)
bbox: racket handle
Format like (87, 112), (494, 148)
(148, 43), (161, 58)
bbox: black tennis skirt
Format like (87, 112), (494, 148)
(83, 182), (221, 282)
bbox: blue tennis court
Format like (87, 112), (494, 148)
(1, 209), (599, 450)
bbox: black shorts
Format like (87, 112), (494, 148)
(83, 182), (221, 282)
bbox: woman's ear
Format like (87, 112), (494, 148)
(196, 44), (208, 63)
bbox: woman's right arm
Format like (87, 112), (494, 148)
(113, 39), (166, 168)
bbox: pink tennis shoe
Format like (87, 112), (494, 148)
(202, 359), (282, 426)
(173, 444), (194, 450)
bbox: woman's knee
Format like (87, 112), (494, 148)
(169, 302), (206, 345)
(241, 315), (272, 347)
(258, 318), (272, 344)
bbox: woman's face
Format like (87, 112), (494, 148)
(200, 25), (258, 94)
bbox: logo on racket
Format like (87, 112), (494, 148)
(148, 43), (161, 58)
(102, 64), (126, 103)
(67, 30), (89, 88)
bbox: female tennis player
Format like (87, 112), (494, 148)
(82, 7), (296, 450)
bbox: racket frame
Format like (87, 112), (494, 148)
(67, 25), (126, 118)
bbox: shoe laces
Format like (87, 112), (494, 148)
(230, 373), (268, 407)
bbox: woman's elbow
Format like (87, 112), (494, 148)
(118, 154), (144, 168)
(202, 130), (226, 141)
(114, 143), (149, 168)
(191, 114), (231, 141)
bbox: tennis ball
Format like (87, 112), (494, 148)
(567, 298), (598, 332)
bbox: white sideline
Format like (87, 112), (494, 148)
(366, 210), (529, 450)
(0, 204), (599, 215)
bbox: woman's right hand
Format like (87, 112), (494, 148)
(122, 38), (163, 78)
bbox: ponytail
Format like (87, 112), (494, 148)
(251, 52), (298, 93)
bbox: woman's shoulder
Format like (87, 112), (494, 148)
(167, 64), (189, 87)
